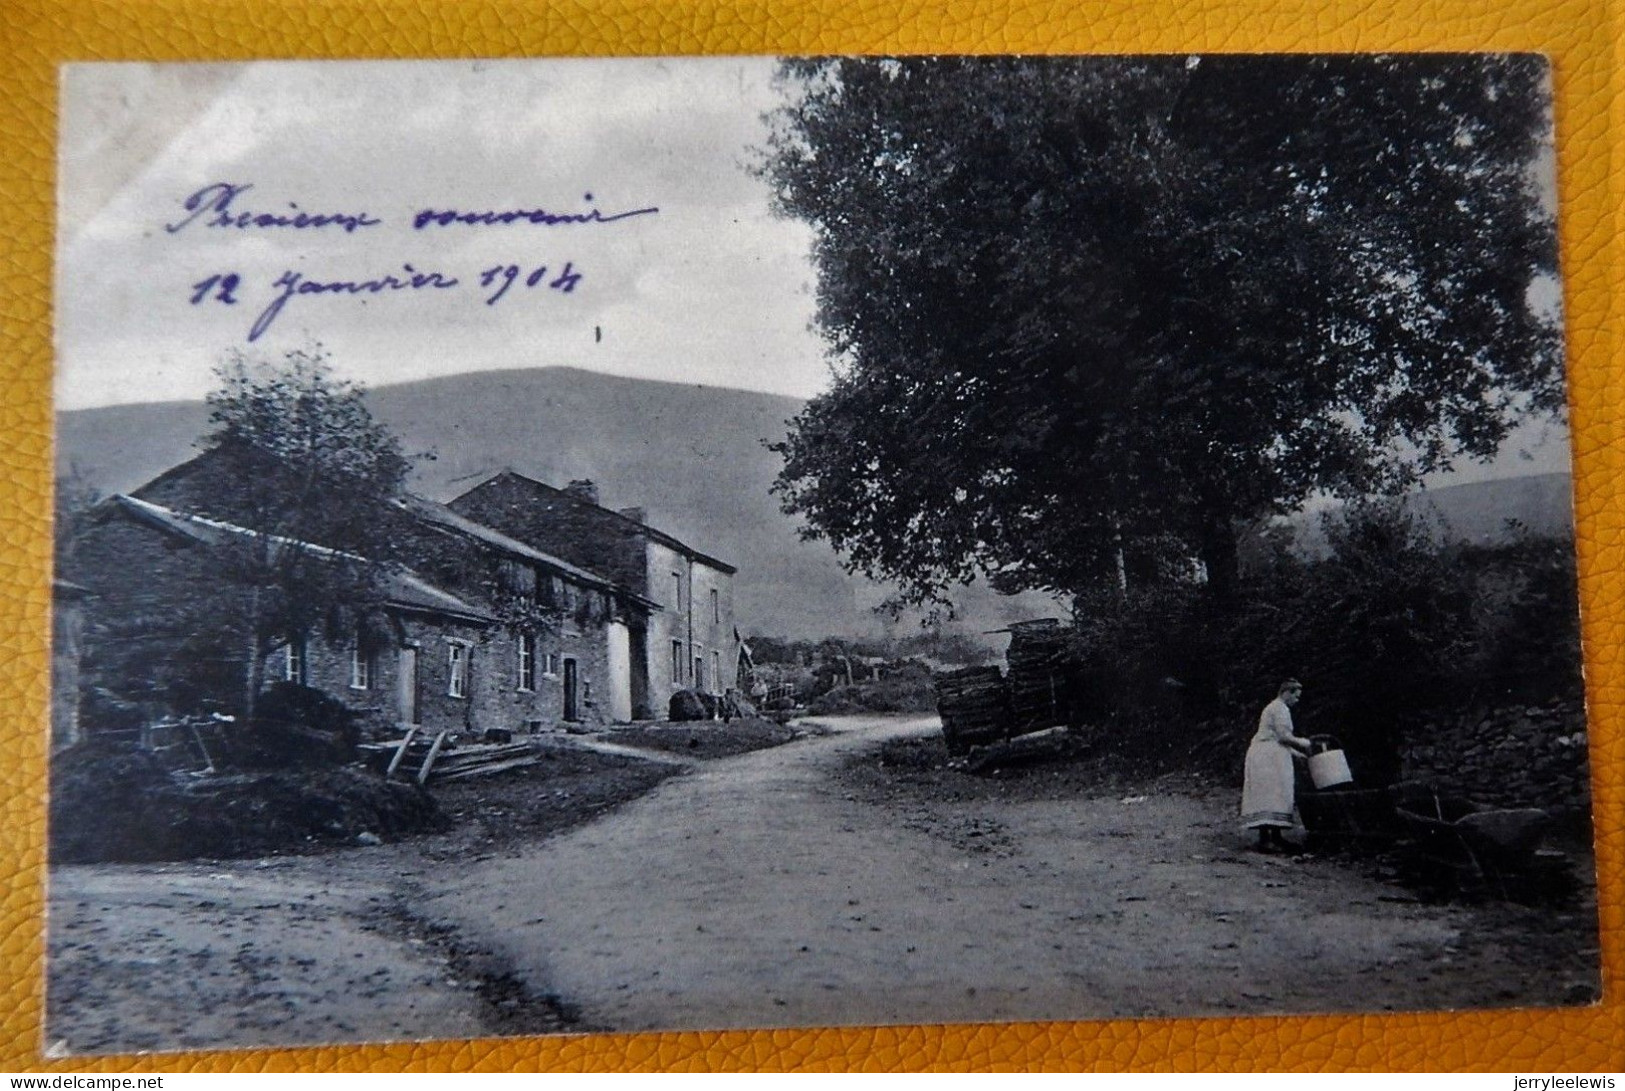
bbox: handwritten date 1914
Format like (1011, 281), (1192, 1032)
(185, 261), (583, 342)
(479, 262), (582, 305)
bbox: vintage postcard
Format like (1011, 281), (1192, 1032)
(47, 56), (1599, 1054)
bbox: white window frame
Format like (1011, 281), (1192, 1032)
(349, 641), (372, 690)
(448, 641), (470, 699)
(543, 652), (560, 678)
(517, 633), (536, 692)
(284, 637), (307, 685)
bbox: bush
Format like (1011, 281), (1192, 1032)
(226, 682), (360, 768)
(50, 741), (444, 863)
(668, 689), (710, 722)
(806, 663), (937, 715)
(1066, 502), (1582, 783)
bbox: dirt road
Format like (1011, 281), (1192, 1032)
(417, 714), (1598, 1031)
(47, 714), (1599, 1053)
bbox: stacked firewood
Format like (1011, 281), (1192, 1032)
(1005, 620), (1075, 733)
(935, 665), (1009, 755)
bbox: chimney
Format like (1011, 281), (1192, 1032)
(564, 479), (600, 506)
(618, 506), (645, 524)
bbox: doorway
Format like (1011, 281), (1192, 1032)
(398, 646), (420, 725)
(562, 657), (579, 721)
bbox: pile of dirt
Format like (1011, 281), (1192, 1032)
(605, 718), (799, 760)
(50, 743), (445, 864)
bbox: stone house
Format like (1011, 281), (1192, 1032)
(64, 451), (662, 739)
(447, 470), (740, 719)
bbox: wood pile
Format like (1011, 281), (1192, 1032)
(964, 725), (1070, 773)
(1005, 620), (1075, 733)
(935, 665), (1009, 755)
(360, 730), (542, 784)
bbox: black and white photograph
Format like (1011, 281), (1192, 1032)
(48, 55), (1599, 1054)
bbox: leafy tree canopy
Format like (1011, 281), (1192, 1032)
(188, 347), (416, 717)
(760, 55), (1562, 608)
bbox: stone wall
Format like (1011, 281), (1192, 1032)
(1399, 699), (1591, 821)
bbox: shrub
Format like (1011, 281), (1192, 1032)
(225, 682), (360, 768)
(50, 741), (444, 863)
(1065, 502), (1582, 783)
(668, 689), (709, 722)
(806, 662), (937, 714)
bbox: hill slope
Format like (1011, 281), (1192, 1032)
(1287, 472), (1575, 556)
(56, 367), (1060, 640)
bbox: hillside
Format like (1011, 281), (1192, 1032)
(55, 367), (1060, 641)
(1287, 472), (1575, 556)
(58, 367), (1572, 637)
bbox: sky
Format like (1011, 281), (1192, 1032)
(56, 58), (828, 410)
(54, 57), (1572, 482)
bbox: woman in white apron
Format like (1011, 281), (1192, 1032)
(1240, 679), (1315, 852)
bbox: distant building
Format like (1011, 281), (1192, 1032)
(448, 470), (740, 719)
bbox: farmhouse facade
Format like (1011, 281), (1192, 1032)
(65, 451), (735, 738)
(448, 471), (741, 719)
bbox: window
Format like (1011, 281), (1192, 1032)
(350, 641), (373, 690)
(448, 642), (469, 698)
(284, 637), (306, 685)
(544, 652), (559, 678)
(672, 639), (685, 682)
(517, 633), (536, 692)
(672, 572), (683, 610)
(694, 652), (706, 691)
(712, 650), (722, 692)
(711, 588), (719, 625)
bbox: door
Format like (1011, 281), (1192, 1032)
(606, 621), (633, 722)
(562, 657), (579, 722)
(398, 647), (420, 725)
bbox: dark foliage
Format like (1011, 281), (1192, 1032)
(50, 742), (443, 864)
(224, 682), (361, 769)
(1067, 506), (1582, 781)
(759, 55), (1561, 609)
(668, 689), (711, 722)
(807, 661), (937, 714)
(138, 348), (417, 723)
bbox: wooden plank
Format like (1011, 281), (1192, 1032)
(416, 730), (449, 786)
(384, 726), (419, 781)
(965, 726), (1069, 772)
(433, 755), (544, 782)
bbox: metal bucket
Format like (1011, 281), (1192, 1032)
(1308, 735), (1354, 789)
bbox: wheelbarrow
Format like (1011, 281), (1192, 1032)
(1392, 783), (1555, 899)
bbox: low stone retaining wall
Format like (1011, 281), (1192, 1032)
(1399, 699), (1590, 821)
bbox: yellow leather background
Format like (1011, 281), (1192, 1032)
(1, 0), (1620, 1072)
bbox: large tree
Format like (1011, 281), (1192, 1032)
(760, 55), (1562, 608)
(169, 347), (414, 721)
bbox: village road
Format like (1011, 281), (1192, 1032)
(413, 714), (1595, 1032)
(47, 714), (1597, 1053)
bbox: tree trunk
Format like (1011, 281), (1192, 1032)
(1198, 513), (1240, 604)
(1110, 514), (1128, 602)
(243, 586), (264, 726)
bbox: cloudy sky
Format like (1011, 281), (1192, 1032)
(55, 57), (1570, 483)
(56, 58), (825, 410)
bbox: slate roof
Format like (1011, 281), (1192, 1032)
(105, 495), (496, 624)
(461, 469), (737, 575)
